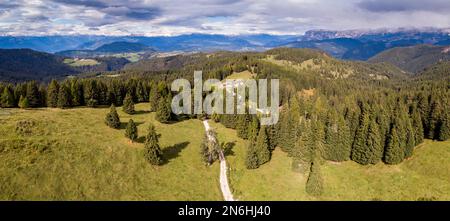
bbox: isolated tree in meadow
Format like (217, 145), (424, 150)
(305, 161), (324, 197)
(122, 93), (135, 114)
(105, 104), (121, 129)
(144, 124), (163, 165)
(156, 96), (171, 123)
(1, 86), (15, 108)
(57, 85), (71, 109)
(255, 125), (271, 165)
(47, 79), (59, 107)
(125, 119), (138, 143)
(200, 129), (221, 165)
(18, 95), (29, 109)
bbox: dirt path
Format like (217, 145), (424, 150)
(202, 120), (235, 201)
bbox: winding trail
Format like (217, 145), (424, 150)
(202, 120), (235, 201)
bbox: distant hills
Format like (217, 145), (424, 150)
(0, 49), (78, 82)
(282, 29), (450, 60)
(56, 42), (156, 58)
(368, 45), (450, 74)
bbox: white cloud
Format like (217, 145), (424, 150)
(0, 0), (449, 35)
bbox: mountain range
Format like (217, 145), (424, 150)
(2, 28), (448, 60)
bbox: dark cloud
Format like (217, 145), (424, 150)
(357, 0), (450, 12)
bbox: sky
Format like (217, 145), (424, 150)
(0, 0), (449, 36)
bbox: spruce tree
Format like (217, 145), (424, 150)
(18, 95), (29, 109)
(412, 108), (424, 145)
(155, 96), (171, 123)
(144, 124), (163, 165)
(47, 79), (59, 107)
(26, 81), (40, 107)
(366, 117), (383, 164)
(255, 126), (271, 165)
(122, 93), (135, 114)
(71, 80), (83, 106)
(351, 103), (371, 165)
(428, 101), (442, 139)
(247, 115), (259, 144)
(1, 86), (15, 108)
(125, 119), (138, 142)
(105, 104), (121, 129)
(245, 144), (259, 169)
(384, 120), (405, 164)
(57, 85), (71, 109)
(438, 111), (450, 141)
(236, 114), (250, 139)
(305, 161), (324, 196)
(404, 117), (415, 159)
(149, 82), (159, 112)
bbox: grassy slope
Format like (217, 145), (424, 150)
(0, 105), (449, 200)
(210, 121), (450, 201)
(0, 104), (221, 200)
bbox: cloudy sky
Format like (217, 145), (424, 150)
(0, 0), (449, 36)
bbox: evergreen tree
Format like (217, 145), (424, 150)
(155, 95), (171, 123)
(122, 93), (135, 114)
(1, 86), (15, 108)
(201, 129), (221, 165)
(255, 126), (271, 165)
(125, 119), (138, 142)
(57, 84), (71, 109)
(71, 80), (83, 106)
(245, 144), (259, 169)
(236, 114), (250, 139)
(428, 101), (442, 139)
(366, 117), (383, 164)
(384, 119), (405, 164)
(47, 79), (59, 107)
(148, 82), (159, 112)
(438, 110), (450, 141)
(411, 107), (424, 146)
(351, 102), (371, 165)
(26, 81), (40, 107)
(291, 120), (314, 173)
(144, 124), (163, 165)
(404, 116), (415, 159)
(247, 115), (259, 144)
(305, 161), (324, 197)
(105, 104), (121, 129)
(18, 95), (29, 109)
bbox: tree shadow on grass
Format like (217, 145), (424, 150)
(222, 141), (236, 157)
(133, 110), (151, 115)
(161, 141), (190, 165)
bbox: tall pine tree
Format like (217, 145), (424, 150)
(144, 124), (163, 165)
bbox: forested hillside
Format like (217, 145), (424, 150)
(0, 49), (78, 82)
(1, 48), (449, 198)
(369, 45), (450, 74)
